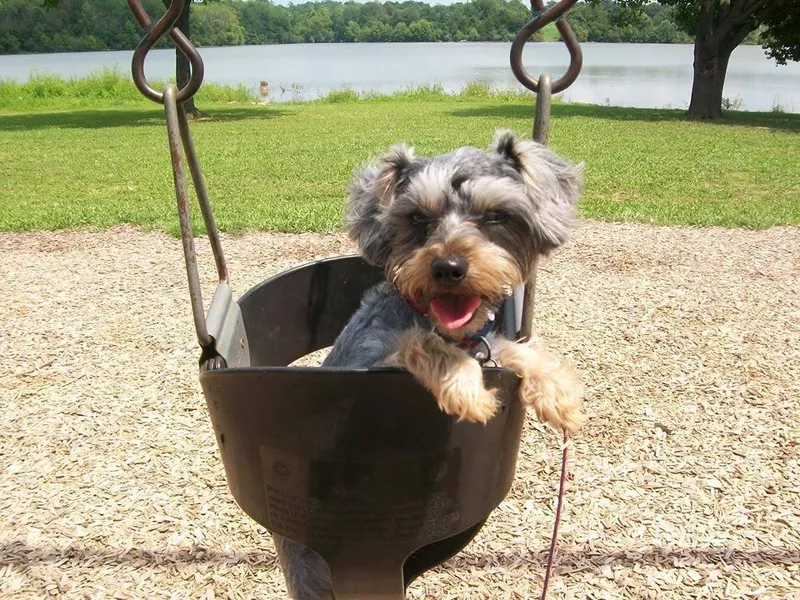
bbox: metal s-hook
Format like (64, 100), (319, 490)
(128, 0), (205, 104)
(510, 0), (583, 94)
(510, 0), (582, 342)
(127, 0), (244, 365)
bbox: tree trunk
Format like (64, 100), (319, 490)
(686, 0), (770, 121)
(687, 39), (733, 120)
(166, 0), (202, 118)
(175, 0), (202, 117)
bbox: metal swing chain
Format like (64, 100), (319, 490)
(513, 0), (582, 343)
(128, 0), (248, 368)
(511, 0), (583, 99)
(509, 3), (582, 600)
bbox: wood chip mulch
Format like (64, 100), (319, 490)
(1, 223), (798, 599)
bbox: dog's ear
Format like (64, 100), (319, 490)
(346, 143), (414, 266)
(491, 129), (582, 252)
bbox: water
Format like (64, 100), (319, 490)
(2, 42), (798, 112)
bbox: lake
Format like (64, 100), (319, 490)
(2, 42), (798, 112)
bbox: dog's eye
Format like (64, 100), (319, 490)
(451, 174), (468, 191)
(483, 210), (508, 225)
(408, 212), (428, 225)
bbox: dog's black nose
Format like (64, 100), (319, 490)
(431, 256), (468, 284)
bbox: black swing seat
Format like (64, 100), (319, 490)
(200, 256), (526, 599)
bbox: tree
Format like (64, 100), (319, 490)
(8, 0), (723, 56)
(408, 18), (436, 41)
(759, 0), (800, 64)
(163, 0), (201, 118)
(191, 2), (245, 47)
(618, 0), (799, 120)
(237, 1), (291, 45)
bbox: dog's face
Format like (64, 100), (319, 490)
(347, 130), (582, 338)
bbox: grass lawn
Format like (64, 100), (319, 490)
(537, 23), (561, 42)
(1, 89), (798, 234)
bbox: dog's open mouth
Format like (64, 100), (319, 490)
(429, 294), (482, 330)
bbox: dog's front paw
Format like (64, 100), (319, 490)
(495, 341), (587, 435)
(523, 362), (586, 435)
(437, 360), (499, 424)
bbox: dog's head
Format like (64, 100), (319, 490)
(347, 129), (582, 338)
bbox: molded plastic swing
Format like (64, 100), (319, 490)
(205, 256), (526, 597)
(127, 0), (583, 597)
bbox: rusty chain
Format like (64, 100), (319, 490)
(511, 0), (583, 96)
(129, 0), (228, 353)
(508, 4), (582, 600)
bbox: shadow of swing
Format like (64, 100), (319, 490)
(2, 540), (796, 571)
(447, 103), (800, 134)
(0, 106), (292, 133)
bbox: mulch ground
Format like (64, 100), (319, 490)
(1, 223), (798, 599)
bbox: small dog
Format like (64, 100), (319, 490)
(326, 128), (586, 429)
(274, 130), (586, 600)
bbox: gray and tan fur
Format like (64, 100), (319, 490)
(275, 130), (587, 599)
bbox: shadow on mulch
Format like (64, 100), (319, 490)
(467, 546), (800, 569)
(0, 541), (278, 568)
(3, 541), (797, 570)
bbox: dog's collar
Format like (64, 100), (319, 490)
(404, 295), (498, 363)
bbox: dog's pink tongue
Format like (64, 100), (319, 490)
(429, 295), (482, 330)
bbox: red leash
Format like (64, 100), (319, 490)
(540, 433), (570, 600)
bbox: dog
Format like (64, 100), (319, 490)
(274, 129), (586, 599)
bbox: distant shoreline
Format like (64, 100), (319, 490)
(2, 36), (774, 60)
(3, 43), (795, 114)
(3, 38), (770, 58)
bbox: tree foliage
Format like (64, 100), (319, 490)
(192, 2), (245, 47)
(2, 0), (700, 54)
(759, 0), (800, 64)
(614, 0), (799, 64)
(570, 1), (692, 43)
(0, 0), (158, 53)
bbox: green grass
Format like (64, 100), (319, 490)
(538, 23), (561, 42)
(319, 81), (537, 103)
(0, 69), (256, 111)
(0, 71), (535, 111)
(0, 77), (798, 234)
